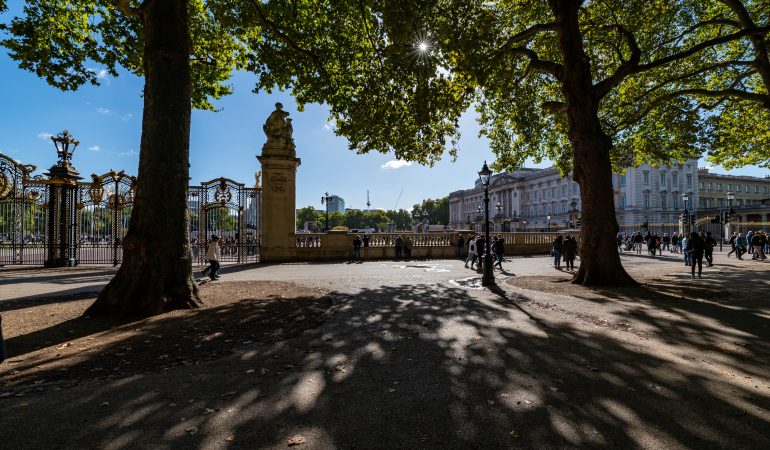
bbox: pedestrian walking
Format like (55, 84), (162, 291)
(736, 233), (747, 259)
(686, 231), (705, 279)
(634, 232), (643, 254)
(202, 235), (221, 280)
(563, 236), (577, 271)
(727, 232), (737, 257)
(493, 235), (505, 269)
(476, 235), (486, 271)
(352, 235), (362, 260)
(681, 234), (691, 266)
(464, 235), (478, 269)
(552, 235), (563, 269)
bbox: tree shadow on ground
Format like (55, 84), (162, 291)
(2, 281), (769, 449)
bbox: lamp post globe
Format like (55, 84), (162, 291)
(477, 161), (495, 287)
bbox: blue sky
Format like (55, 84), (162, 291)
(0, 5), (766, 212)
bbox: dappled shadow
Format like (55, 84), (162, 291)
(2, 280), (769, 449)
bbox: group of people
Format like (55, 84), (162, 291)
(619, 231), (687, 256)
(461, 234), (506, 271)
(726, 230), (768, 260)
(352, 234), (371, 259)
(551, 235), (579, 270)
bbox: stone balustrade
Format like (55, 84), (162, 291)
(292, 230), (580, 261)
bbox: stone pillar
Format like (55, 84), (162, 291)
(257, 103), (301, 263)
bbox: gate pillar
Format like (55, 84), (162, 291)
(44, 131), (82, 267)
(257, 103), (301, 262)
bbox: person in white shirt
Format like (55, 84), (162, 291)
(202, 235), (222, 280)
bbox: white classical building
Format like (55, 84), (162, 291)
(449, 159), (712, 232)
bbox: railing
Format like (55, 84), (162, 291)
(292, 230), (580, 261)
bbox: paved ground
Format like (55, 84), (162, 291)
(1, 251), (769, 449)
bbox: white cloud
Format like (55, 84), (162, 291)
(381, 160), (413, 170)
(97, 107), (111, 114)
(87, 67), (109, 81)
(119, 149), (139, 157)
(323, 119), (336, 131)
(96, 69), (108, 79)
(37, 132), (53, 140)
(88, 145), (101, 152)
(122, 113), (133, 122)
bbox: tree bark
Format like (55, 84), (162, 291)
(85, 0), (201, 317)
(550, 0), (636, 286)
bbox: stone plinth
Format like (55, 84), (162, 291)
(258, 147), (301, 263)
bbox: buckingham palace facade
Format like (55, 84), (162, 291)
(448, 159), (770, 232)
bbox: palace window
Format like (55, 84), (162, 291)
(708, 183), (712, 190)
(672, 195), (678, 209)
(661, 196), (667, 209)
(620, 194), (626, 209)
(699, 182), (704, 189)
(686, 174), (692, 187)
(717, 183), (722, 191)
(672, 173), (678, 185)
(660, 173), (666, 186)
(620, 174), (626, 187)
(745, 185), (749, 192)
(643, 192), (650, 209)
(726, 184), (731, 191)
(643, 171), (650, 184)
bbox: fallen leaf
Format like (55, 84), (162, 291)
(12, 402), (29, 409)
(510, 431), (521, 438)
(548, 387), (559, 393)
(56, 343), (71, 350)
(185, 426), (198, 434)
(100, 402), (110, 407)
(287, 435), (305, 446)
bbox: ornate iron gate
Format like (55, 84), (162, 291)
(76, 171), (136, 265)
(0, 154), (47, 266)
(188, 177), (261, 265)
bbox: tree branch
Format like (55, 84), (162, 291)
(248, 0), (331, 82)
(499, 22), (558, 48)
(114, 0), (141, 19)
(542, 101), (567, 114)
(593, 24), (770, 100)
(594, 24), (640, 100)
(509, 47), (564, 79)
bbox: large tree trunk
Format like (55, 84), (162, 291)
(85, 0), (201, 317)
(551, 0), (636, 286)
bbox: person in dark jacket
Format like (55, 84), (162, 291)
(552, 235), (563, 269)
(687, 231), (705, 278)
(352, 235), (362, 260)
(562, 236), (578, 271)
(475, 235), (486, 271)
(395, 235), (404, 259)
(493, 235), (505, 269)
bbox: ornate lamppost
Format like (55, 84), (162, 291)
(475, 205), (483, 231)
(546, 213), (551, 233)
(569, 198), (579, 228)
(478, 162), (495, 287)
(321, 192), (332, 232)
(44, 130), (82, 267)
(522, 219), (527, 233)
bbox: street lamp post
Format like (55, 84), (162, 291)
(681, 192), (690, 235)
(725, 191), (735, 245)
(546, 213), (551, 233)
(522, 219), (527, 233)
(494, 201), (503, 232)
(321, 192), (332, 232)
(478, 161), (495, 287)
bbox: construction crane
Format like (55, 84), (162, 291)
(366, 190), (371, 211)
(393, 188), (404, 210)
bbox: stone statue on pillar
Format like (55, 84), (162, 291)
(257, 103), (301, 262)
(262, 103), (295, 152)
